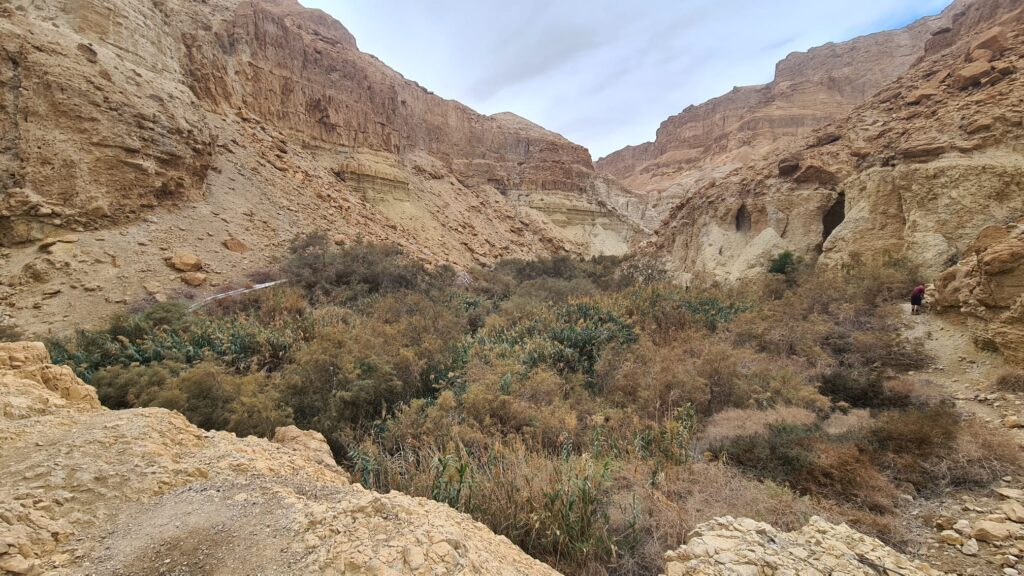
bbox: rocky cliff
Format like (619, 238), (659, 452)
(596, 7), (952, 229)
(935, 222), (1024, 363)
(644, 0), (1024, 285)
(0, 341), (562, 575)
(0, 0), (644, 333)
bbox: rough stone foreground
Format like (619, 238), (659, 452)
(0, 341), (953, 576)
(0, 342), (558, 575)
(663, 516), (947, 576)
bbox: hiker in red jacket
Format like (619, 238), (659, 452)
(910, 284), (926, 315)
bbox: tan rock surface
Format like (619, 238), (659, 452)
(934, 223), (1024, 363)
(642, 0), (1024, 284)
(661, 516), (946, 576)
(0, 341), (560, 575)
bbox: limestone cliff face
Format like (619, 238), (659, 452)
(645, 0), (1024, 284)
(935, 223), (1024, 364)
(596, 9), (950, 229)
(0, 0), (644, 333)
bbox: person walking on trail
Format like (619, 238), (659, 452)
(910, 284), (926, 315)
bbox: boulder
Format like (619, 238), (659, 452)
(1003, 500), (1024, 524)
(180, 272), (207, 286)
(972, 520), (1017, 543)
(955, 61), (994, 89)
(970, 28), (1008, 59)
(167, 252), (203, 272)
(940, 530), (964, 546)
(969, 49), (994, 63)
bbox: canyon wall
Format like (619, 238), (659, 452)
(596, 8), (951, 229)
(0, 0), (643, 333)
(643, 0), (1024, 286)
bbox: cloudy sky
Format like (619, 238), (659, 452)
(301, 0), (951, 159)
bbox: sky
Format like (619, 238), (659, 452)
(301, 0), (952, 159)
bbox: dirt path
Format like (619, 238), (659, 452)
(897, 304), (1024, 575)
(901, 303), (1024, 444)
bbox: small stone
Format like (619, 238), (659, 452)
(953, 519), (972, 535)
(1004, 501), (1024, 524)
(940, 530), (964, 546)
(996, 488), (1024, 500)
(961, 538), (979, 556)
(223, 237), (250, 253)
(180, 272), (207, 287)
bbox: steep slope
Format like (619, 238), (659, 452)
(646, 0), (1024, 284)
(0, 0), (644, 333)
(0, 341), (561, 575)
(596, 7), (952, 229)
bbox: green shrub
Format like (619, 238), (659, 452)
(285, 233), (429, 303)
(89, 361), (290, 438)
(768, 250), (800, 277)
(716, 423), (895, 512)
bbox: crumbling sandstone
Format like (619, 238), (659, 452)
(641, 0), (1024, 283)
(935, 223), (1024, 363)
(661, 516), (946, 576)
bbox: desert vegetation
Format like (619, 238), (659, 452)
(48, 236), (1021, 575)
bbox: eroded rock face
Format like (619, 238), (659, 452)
(0, 342), (559, 575)
(0, 0), (645, 333)
(935, 223), (1024, 363)
(662, 516), (947, 576)
(645, 0), (1024, 283)
(596, 8), (950, 229)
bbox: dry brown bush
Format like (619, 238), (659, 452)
(822, 409), (872, 435)
(995, 370), (1024, 393)
(699, 407), (817, 448)
(596, 337), (710, 418)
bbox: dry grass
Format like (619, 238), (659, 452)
(822, 409), (872, 435)
(995, 370), (1024, 393)
(699, 407), (817, 448)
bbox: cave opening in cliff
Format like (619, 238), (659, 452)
(822, 193), (846, 243)
(735, 204), (751, 234)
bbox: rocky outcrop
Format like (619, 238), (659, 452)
(0, 341), (560, 575)
(645, 0), (1024, 284)
(596, 8), (951, 229)
(0, 0), (645, 333)
(662, 516), (946, 576)
(935, 223), (1024, 363)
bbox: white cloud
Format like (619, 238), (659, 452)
(301, 0), (952, 158)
